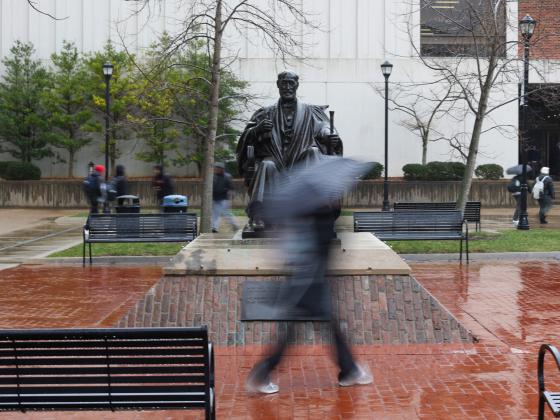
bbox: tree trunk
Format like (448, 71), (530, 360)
(68, 151), (74, 178)
(456, 60), (496, 212)
(200, 1), (223, 233)
(422, 136), (428, 165)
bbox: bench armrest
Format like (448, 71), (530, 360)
(538, 344), (560, 393)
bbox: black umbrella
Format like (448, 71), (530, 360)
(265, 156), (373, 220)
(506, 164), (533, 176)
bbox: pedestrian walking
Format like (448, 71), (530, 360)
(111, 164), (129, 197)
(83, 164), (104, 214)
(245, 157), (373, 394)
(507, 174), (522, 225)
(533, 166), (555, 224)
(152, 165), (174, 205)
(212, 162), (238, 233)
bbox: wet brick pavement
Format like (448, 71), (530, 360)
(0, 261), (559, 418)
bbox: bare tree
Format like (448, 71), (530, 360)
(27, 0), (67, 20)
(399, 0), (560, 211)
(134, 0), (315, 232)
(381, 82), (459, 165)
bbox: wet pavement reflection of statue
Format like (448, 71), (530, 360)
(236, 71), (343, 234)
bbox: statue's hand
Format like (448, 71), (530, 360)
(255, 119), (273, 137)
(323, 134), (341, 153)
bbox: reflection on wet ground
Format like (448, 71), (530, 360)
(1, 261), (559, 419)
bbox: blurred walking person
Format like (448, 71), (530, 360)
(533, 167), (555, 224)
(212, 162), (239, 233)
(507, 174), (522, 226)
(111, 164), (129, 197)
(152, 165), (174, 205)
(245, 157), (373, 394)
(83, 164), (104, 214)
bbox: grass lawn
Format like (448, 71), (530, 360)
(71, 208), (354, 217)
(387, 228), (560, 254)
(50, 242), (184, 258)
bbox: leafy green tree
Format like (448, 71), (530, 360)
(84, 42), (138, 175)
(42, 41), (99, 177)
(132, 36), (248, 175)
(0, 41), (51, 163)
(130, 76), (180, 167)
(170, 46), (248, 175)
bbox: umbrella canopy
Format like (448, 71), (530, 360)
(265, 156), (373, 220)
(506, 164), (533, 176)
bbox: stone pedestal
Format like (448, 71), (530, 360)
(118, 231), (472, 346)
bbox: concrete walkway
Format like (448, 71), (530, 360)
(0, 209), (84, 267)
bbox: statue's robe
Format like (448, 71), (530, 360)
(236, 100), (343, 223)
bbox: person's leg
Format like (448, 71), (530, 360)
(331, 322), (357, 379)
(222, 199), (238, 229)
(212, 200), (222, 231)
(539, 199), (546, 223)
(543, 198), (553, 222)
(246, 323), (292, 393)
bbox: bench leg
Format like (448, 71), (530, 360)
(82, 241), (86, 267)
(206, 388), (216, 420)
(459, 238), (463, 263)
(466, 235), (469, 263)
(89, 243), (92, 265)
(539, 393), (545, 420)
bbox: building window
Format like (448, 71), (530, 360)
(420, 0), (506, 57)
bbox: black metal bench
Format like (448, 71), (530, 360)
(354, 210), (469, 262)
(539, 344), (560, 419)
(0, 327), (215, 419)
(394, 201), (482, 231)
(83, 213), (198, 265)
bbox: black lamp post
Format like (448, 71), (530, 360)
(102, 62), (113, 214)
(381, 61), (393, 212)
(518, 14), (537, 230)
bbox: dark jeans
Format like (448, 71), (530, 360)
(512, 194), (521, 221)
(539, 197), (553, 222)
(89, 201), (99, 214)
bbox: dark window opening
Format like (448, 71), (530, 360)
(420, 0), (507, 57)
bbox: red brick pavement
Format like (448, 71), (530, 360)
(1, 262), (560, 419)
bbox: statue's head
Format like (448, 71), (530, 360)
(277, 71), (299, 101)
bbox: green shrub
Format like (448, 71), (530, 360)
(403, 163), (429, 180)
(426, 161), (465, 181)
(362, 162), (384, 180)
(0, 161), (41, 180)
(403, 161), (465, 181)
(475, 164), (503, 180)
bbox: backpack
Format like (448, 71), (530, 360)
(533, 176), (550, 200)
(507, 178), (521, 193)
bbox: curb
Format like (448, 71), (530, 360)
(402, 251), (560, 263)
(25, 256), (174, 266)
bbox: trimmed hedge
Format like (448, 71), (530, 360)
(362, 162), (384, 180)
(0, 161), (41, 180)
(475, 164), (503, 180)
(402, 164), (429, 180)
(403, 161), (465, 181)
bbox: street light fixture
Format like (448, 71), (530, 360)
(380, 61), (393, 211)
(102, 62), (113, 214)
(518, 15), (536, 230)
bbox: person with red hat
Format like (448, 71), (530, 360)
(83, 164), (105, 214)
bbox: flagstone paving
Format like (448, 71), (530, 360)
(0, 261), (559, 418)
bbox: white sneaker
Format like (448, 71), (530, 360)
(246, 372), (279, 394)
(338, 363), (373, 387)
(512, 219), (519, 226)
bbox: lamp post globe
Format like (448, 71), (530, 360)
(380, 61), (393, 211)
